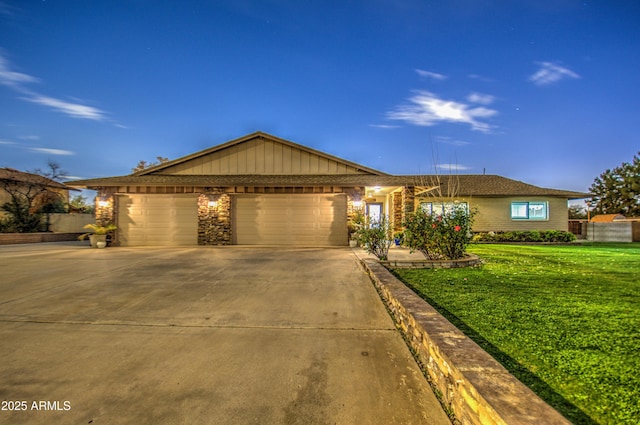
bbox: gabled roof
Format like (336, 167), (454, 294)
(0, 167), (69, 190)
(425, 174), (589, 198)
(65, 131), (588, 199)
(135, 131), (388, 176)
(67, 173), (588, 199)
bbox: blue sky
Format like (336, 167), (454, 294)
(1, 0), (638, 194)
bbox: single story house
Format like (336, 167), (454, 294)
(0, 167), (71, 218)
(68, 132), (588, 246)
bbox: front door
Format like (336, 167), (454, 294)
(366, 203), (383, 225)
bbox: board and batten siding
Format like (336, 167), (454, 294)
(160, 138), (368, 175)
(471, 197), (569, 232)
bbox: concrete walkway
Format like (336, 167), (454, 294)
(0, 243), (450, 425)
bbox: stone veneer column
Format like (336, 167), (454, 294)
(198, 192), (232, 245)
(393, 192), (403, 231)
(402, 186), (415, 225)
(95, 192), (115, 226)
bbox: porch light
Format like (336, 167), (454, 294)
(97, 197), (109, 207)
(353, 201), (363, 207)
(207, 194), (219, 208)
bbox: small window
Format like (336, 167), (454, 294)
(511, 201), (548, 220)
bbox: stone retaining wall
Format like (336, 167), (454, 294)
(360, 259), (571, 425)
(0, 233), (84, 245)
(381, 254), (482, 269)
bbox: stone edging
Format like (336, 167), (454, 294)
(359, 258), (571, 425)
(0, 233), (84, 245)
(381, 253), (482, 269)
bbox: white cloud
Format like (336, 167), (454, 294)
(415, 69), (447, 81)
(468, 74), (494, 83)
(434, 136), (470, 146)
(387, 90), (497, 133)
(29, 147), (75, 156)
(435, 163), (471, 171)
(467, 92), (495, 105)
(0, 50), (109, 122)
(0, 139), (16, 145)
(529, 61), (580, 86)
(0, 52), (39, 87)
(369, 124), (400, 129)
(22, 94), (106, 121)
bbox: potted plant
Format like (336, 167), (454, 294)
(78, 223), (117, 248)
(393, 231), (404, 246)
(348, 210), (365, 247)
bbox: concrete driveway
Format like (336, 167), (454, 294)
(0, 243), (450, 425)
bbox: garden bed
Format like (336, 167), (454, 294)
(381, 253), (482, 269)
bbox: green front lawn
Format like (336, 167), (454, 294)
(394, 243), (640, 425)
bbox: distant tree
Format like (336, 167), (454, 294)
(589, 152), (640, 217)
(132, 156), (169, 172)
(568, 204), (587, 219)
(69, 194), (95, 214)
(0, 161), (68, 232)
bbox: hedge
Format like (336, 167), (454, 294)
(472, 230), (576, 243)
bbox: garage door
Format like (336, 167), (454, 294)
(233, 194), (347, 246)
(117, 195), (198, 246)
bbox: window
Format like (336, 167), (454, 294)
(420, 202), (468, 215)
(511, 201), (548, 220)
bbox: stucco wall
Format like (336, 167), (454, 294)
(49, 213), (94, 233)
(411, 196), (568, 232)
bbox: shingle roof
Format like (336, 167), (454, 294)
(590, 213), (626, 222)
(66, 173), (589, 198)
(0, 167), (69, 190)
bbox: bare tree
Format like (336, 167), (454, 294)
(0, 161), (68, 232)
(132, 156), (169, 173)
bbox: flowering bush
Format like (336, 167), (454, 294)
(356, 214), (393, 260)
(403, 203), (475, 260)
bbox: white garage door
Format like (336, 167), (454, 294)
(117, 195), (198, 246)
(233, 194), (347, 246)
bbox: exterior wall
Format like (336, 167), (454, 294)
(392, 192), (403, 231)
(467, 197), (568, 232)
(160, 138), (370, 175)
(410, 196), (568, 232)
(95, 194), (115, 226)
(49, 213), (95, 232)
(0, 232), (84, 245)
(587, 222), (640, 242)
(197, 192), (232, 245)
(100, 185), (359, 246)
(402, 186), (415, 225)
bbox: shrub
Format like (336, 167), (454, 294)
(404, 203), (476, 260)
(357, 214), (393, 260)
(472, 230), (576, 243)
